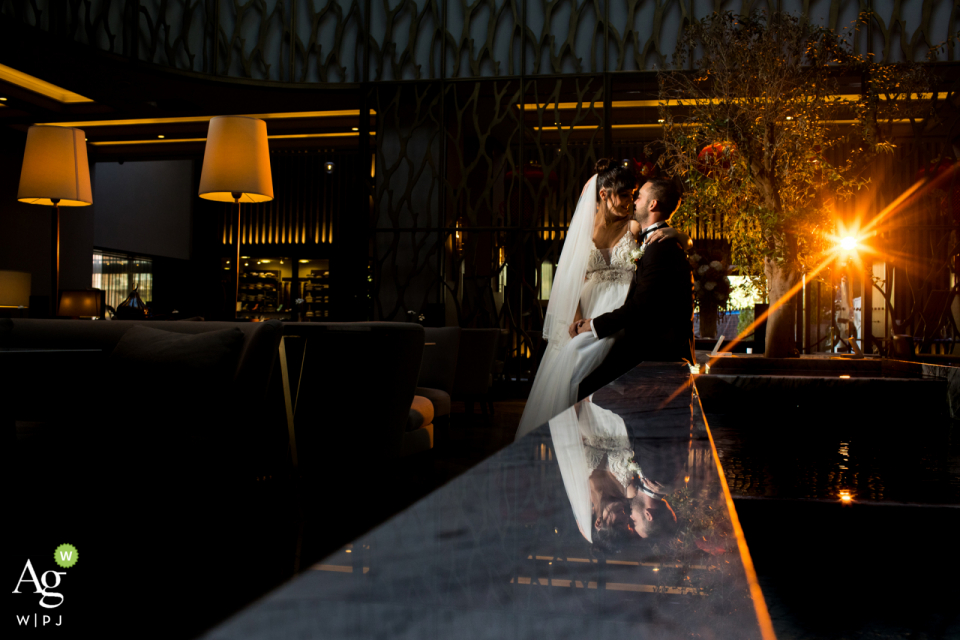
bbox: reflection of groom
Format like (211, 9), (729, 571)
(572, 178), (694, 399)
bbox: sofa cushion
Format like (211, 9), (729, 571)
(110, 324), (245, 386)
(415, 387), (450, 418)
(407, 395), (435, 431)
(108, 325), (247, 463)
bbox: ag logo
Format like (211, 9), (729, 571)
(13, 544), (77, 611)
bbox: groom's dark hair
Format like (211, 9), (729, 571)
(595, 158), (638, 199)
(645, 178), (682, 218)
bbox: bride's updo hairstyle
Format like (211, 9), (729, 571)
(594, 158), (638, 201)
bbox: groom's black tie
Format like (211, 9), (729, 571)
(640, 222), (668, 243)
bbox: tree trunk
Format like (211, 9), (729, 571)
(763, 257), (800, 357)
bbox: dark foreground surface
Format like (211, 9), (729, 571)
(203, 364), (770, 640)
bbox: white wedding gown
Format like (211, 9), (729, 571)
(516, 230), (639, 439)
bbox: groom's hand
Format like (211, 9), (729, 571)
(577, 319), (592, 335)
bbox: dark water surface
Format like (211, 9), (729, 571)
(705, 411), (960, 505)
(703, 405), (960, 639)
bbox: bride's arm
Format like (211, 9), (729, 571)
(574, 303), (583, 323)
(650, 227), (693, 251)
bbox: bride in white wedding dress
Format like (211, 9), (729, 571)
(515, 160), (678, 440)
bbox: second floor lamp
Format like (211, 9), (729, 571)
(198, 116), (274, 318)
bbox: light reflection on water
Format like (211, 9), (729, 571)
(706, 414), (960, 504)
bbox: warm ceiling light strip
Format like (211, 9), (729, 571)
(529, 119), (910, 132)
(90, 138), (206, 146)
(0, 63), (94, 103)
(521, 93), (949, 110)
(90, 131), (376, 145)
(269, 132), (377, 139)
(44, 110), (378, 128)
(529, 124), (673, 130)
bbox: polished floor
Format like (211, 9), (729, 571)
(264, 395), (960, 640)
(207, 364), (766, 640)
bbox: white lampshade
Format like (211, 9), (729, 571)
(17, 126), (92, 206)
(0, 270), (31, 307)
(198, 116), (274, 203)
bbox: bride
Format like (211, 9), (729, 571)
(515, 159), (680, 440)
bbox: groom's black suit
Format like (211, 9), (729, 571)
(577, 226), (694, 399)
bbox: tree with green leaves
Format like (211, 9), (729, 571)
(658, 11), (934, 357)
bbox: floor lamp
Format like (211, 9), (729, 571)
(17, 126), (93, 316)
(198, 116), (274, 318)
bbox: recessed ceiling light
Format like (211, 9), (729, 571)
(43, 110), (379, 128)
(157, 134), (165, 139)
(352, 127), (358, 131)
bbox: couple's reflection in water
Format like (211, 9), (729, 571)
(549, 400), (683, 554)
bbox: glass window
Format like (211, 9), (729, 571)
(92, 250), (153, 311)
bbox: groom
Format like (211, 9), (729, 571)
(571, 178), (694, 399)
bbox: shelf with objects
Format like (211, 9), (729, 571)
(296, 258), (332, 321)
(225, 256), (294, 320)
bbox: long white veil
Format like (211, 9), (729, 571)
(515, 174), (599, 440)
(541, 175), (598, 347)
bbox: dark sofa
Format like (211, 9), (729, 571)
(280, 321), (431, 476)
(3, 317), (286, 479)
(4, 317), (288, 639)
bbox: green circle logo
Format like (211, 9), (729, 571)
(53, 543), (79, 569)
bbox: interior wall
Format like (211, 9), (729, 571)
(93, 160), (195, 260)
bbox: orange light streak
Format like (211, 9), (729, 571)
(657, 166), (960, 411)
(697, 392), (778, 640)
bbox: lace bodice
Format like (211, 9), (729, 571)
(585, 231), (638, 285)
(583, 435), (635, 488)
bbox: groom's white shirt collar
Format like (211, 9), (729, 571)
(641, 221), (669, 240)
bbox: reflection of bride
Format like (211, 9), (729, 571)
(515, 160), (641, 440)
(549, 401), (678, 553)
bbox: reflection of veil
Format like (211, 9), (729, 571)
(549, 401), (632, 544)
(541, 175), (598, 347)
(549, 406), (592, 542)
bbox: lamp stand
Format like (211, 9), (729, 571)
(51, 199), (60, 317)
(233, 193), (241, 320)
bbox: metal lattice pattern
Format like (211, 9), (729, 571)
(371, 77), (607, 368)
(4, 0), (958, 81)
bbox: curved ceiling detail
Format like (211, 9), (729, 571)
(1, 0), (956, 85)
